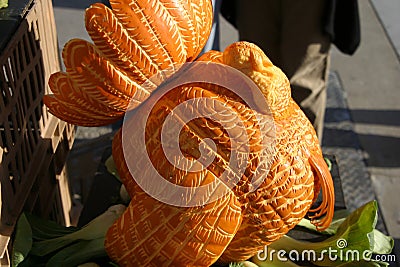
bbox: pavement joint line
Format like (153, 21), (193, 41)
(322, 71), (388, 234)
(369, 0), (400, 62)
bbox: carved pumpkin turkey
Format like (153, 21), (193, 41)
(43, 0), (334, 266)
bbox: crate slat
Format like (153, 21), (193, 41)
(0, 0), (75, 264)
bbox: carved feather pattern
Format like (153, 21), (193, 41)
(45, 73), (122, 126)
(44, 0), (334, 264)
(62, 39), (146, 110)
(108, 129), (243, 266)
(217, 42), (334, 263)
(45, 0), (212, 126)
(85, 3), (161, 82)
(106, 44), (334, 266)
(101, 43), (334, 266)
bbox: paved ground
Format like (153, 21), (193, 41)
(330, 0), (400, 239)
(370, 0), (400, 60)
(51, 0), (399, 264)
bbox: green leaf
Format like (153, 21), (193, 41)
(324, 157), (333, 171)
(105, 156), (120, 182)
(297, 208), (349, 236)
(333, 201), (378, 243)
(30, 204), (125, 256)
(46, 238), (106, 267)
(12, 214), (33, 267)
(241, 261), (260, 267)
(229, 263), (244, 267)
(267, 201), (394, 266)
(337, 259), (390, 267)
(251, 251), (302, 267)
(0, 0), (8, 9)
(229, 262), (260, 267)
(369, 230), (394, 254)
(24, 213), (78, 241)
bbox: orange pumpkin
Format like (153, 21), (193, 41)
(105, 42), (334, 266)
(43, 0), (334, 265)
(44, 0), (213, 126)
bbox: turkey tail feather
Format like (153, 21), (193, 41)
(308, 153), (335, 230)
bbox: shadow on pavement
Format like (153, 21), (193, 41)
(324, 107), (400, 168)
(351, 109), (400, 127)
(52, 0), (110, 9)
(358, 133), (400, 168)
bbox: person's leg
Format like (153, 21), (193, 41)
(235, 0), (281, 65)
(202, 0), (223, 52)
(235, 0), (330, 138)
(281, 0), (331, 139)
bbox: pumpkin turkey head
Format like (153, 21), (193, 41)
(223, 42), (292, 115)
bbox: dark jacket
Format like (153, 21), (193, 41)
(324, 0), (360, 55)
(220, 0), (361, 55)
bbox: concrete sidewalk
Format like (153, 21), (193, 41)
(329, 0), (400, 239)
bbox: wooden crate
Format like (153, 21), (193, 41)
(0, 0), (75, 264)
